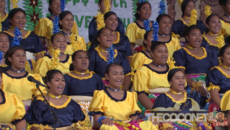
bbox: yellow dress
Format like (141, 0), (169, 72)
(34, 17), (78, 40)
(126, 22), (146, 45)
(220, 19), (230, 37)
(131, 51), (152, 72)
(65, 33), (86, 55)
(1, 72), (47, 101)
(33, 55), (72, 77)
(89, 89), (158, 130)
(220, 90), (230, 111)
(164, 34), (181, 60)
(133, 64), (171, 94)
(0, 89), (25, 124)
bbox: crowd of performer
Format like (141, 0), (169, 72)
(1, 0), (230, 129)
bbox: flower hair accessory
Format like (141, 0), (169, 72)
(189, 9), (197, 26)
(0, 13), (2, 32)
(177, 0), (184, 6)
(159, 0), (165, 15)
(60, 0), (65, 12)
(205, 5), (212, 18)
(139, 0), (146, 3)
(50, 48), (60, 70)
(144, 20), (151, 31)
(52, 16), (60, 34)
(96, 12), (105, 30)
(12, 27), (22, 47)
(104, 0), (111, 14)
(152, 21), (159, 41)
(107, 45), (115, 65)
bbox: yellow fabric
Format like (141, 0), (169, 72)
(34, 18), (78, 39)
(220, 90), (230, 111)
(220, 19), (230, 37)
(65, 33), (86, 55)
(0, 90), (25, 123)
(165, 35), (181, 60)
(33, 55), (72, 77)
(1, 73), (47, 101)
(99, 121), (158, 130)
(207, 83), (220, 91)
(133, 66), (170, 93)
(25, 59), (36, 73)
(131, 52), (152, 72)
(89, 90), (141, 121)
(126, 22), (145, 44)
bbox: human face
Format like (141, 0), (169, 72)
(144, 31), (153, 50)
(73, 51), (89, 72)
(138, 3), (151, 20)
(97, 28), (113, 49)
(104, 14), (118, 31)
(184, 1), (195, 17)
(159, 16), (172, 35)
(207, 15), (221, 34)
(169, 71), (186, 92)
(10, 11), (26, 30)
(0, 0), (5, 13)
(98, 0), (112, 14)
(9, 49), (26, 70)
(186, 29), (202, 48)
(49, 0), (61, 15)
(221, 46), (230, 66)
(222, 0), (230, 15)
(52, 34), (67, 54)
(48, 73), (65, 96)
(151, 44), (168, 65)
(105, 65), (124, 89)
(0, 33), (9, 53)
(59, 13), (74, 31)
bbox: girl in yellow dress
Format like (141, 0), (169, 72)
(26, 69), (85, 129)
(59, 11), (86, 55)
(34, 33), (72, 77)
(1, 46), (46, 102)
(34, 0), (78, 51)
(0, 0), (10, 31)
(89, 63), (158, 130)
(126, 1), (152, 52)
(133, 41), (175, 113)
(219, 0), (230, 39)
(0, 70), (26, 130)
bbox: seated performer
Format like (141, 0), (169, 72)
(26, 69), (85, 129)
(89, 63), (158, 130)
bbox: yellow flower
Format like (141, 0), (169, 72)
(50, 48), (60, 70)
(69, 34), (79, 52)
(205, 5), (212, 18)
(177, 0), (183, 6)
(96, 12), (105, 30)
(216, 35), (225, 49)
(190, 9), (197, 26)
(104, 0), (111, 14)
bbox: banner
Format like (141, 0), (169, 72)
(14, 0), (167, 43)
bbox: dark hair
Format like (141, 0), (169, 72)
(4, 46), (25, 66)
(69, 50), (90, 71)
(143, 30), (153, 48)
(156, 14), (171, 23)
(167, 68), (184, 81)
(0, 32), (9, 38)
(184, 25), (201, 43)
(105, 62), (122, 75)
(48, 0), (54, 14)
(104, 11), (117, 21)
(219, 0), (228, 6)
(150, 41), (167, 52)
(181, 0), (195, 17)
(59, 11), (73, 29)
(45, 69), (63, 87)
(9, 8), (26, 25)
(219, 44), (230, 58)
(51, 32), (65, 43)
(135, 2), (151, 20)
(205, 14), (219, 33)
(99, 0), (103, 4)
(89, 28), (108, 51)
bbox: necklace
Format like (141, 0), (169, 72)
(108, 87), (120, 92)
(152, 62), (165, 67)
(59, 53), (64, 56)
(208, 32), (220, 37)
(183, 16), (190, 19)
(170, 88), (182, 95)
(146, 49), (151, 53)
(98, 46), (108, 53)
(224, 14), (230, 19)
(222, 64), (230, 70)
(186, 44), (197, 50)
(74, 70), (90, 75)
(158, 33), (169, 37)
(61, 31), (71, 36)
(49, 93), (61, 99)
(10, 68), (25, 73)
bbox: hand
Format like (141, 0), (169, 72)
(197, 86), (208, 96)
(35, 54), (43, 61)
(101, 118), (114, 126)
